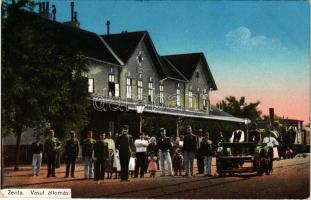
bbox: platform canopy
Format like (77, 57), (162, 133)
(91, 96), (249, 124)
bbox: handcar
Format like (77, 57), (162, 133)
(216, 142), (273, 176)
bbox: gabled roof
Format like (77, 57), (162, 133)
(163, 53), (218, 90)
(163, 53), (202, 80)
(101, 31), (147, 64)
(159, 57), (187, 81)
(22, 10), (217, 87)
(18, 10), (121, 65)
(102, 31), (168, 79)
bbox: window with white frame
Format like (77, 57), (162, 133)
(126, 78), (132, 99)
(137, 80), (143, 101)
(203, 89), (208, 110)
(88, 78), (94, 93)
(148, 82), (154, 102)
(108, 74), (115, 97)
(176, 88), (181, 107)
(109, 74), (115, 82)
(189, 90), (193, 108)
(159, 84), (164, 104)
(115, 83), (120, 97)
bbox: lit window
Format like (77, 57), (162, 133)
(108, 74), (115, 97)
(88, 78), (94, 93)
(148, 82), (154, 102)
(82, 72), (88, 77)
(159, 84), (164, 104)
(109, 74), (115, 82)
(189, 91), (193, 108)
(176, 88), (181, 107)
(137, 80), (143, 100)
(126, 78), (132, 99)
(115, 83), (120, 97)
(203, 90), (208, 110)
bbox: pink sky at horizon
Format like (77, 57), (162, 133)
(211, 86), (310, 125)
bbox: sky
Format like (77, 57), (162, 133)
(44, 0), (310, 124)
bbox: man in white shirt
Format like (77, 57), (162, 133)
(104, 132), (116, 153)
(263, 131), (279, 148)
(230, 129), (245, 143)
(262, 130), (279, 172)
(134, 132), (149, 178)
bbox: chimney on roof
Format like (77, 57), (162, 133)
(46, 2), (49, 14)
(269, 108), (275, 124)
(74, 11), (78, 22)
(39, 1), (52, 20)
(106, 20), (110, 35)
(70, 1), (74, 22)
(52, 5), (56, 21)
(42, 2), (46, 13)
(63, 1), (80, 28)
(39, 2), (42, 13)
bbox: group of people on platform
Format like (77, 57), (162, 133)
(30, 125), (219, 182)
(30, 122), (292, 182)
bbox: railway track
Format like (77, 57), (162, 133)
(92, 161), (308, 198)
(4, 159), (308, 198)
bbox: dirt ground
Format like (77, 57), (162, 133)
(3, 155), (310, 199)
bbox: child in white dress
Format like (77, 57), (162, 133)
(113, 150), (121, 178)
(128, 152), (136, 178)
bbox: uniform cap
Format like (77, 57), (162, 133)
(122, 125), (129, 129)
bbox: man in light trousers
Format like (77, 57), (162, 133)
(182, 125), (198, 176)
(82, 131), (96, 179)
(31, 136), (43, 176)
(157, 128), (173, 176)
(200, 132), (213, 176)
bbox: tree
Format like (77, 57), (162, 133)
(2, 1), (90, 170)
(216, 96), (262, 122)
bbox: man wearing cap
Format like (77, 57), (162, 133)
(82, 130), (96, 180)
(94, 132), (109, 184)
(183, 125), (198, 176)
(64, 131), (80, 178)
(157, 128), (173, 176)
(116, 125), (134, 182)
(44, 129), (61, 178)
(31, 136), (43, 176)
(196, 129), (204, 174)
(199, 132), (214, 177)
(134, 132), (149, 178)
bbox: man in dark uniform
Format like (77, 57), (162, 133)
(44, 129), (61, 178)
(64, 131), (80, 178)
(115, 125), (133, 182)
(94, 132), (109, 184)
(196, 129), (204, 174)
(183, 125), (198, 176)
